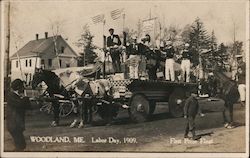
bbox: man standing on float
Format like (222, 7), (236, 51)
(181, 43), (192, 82)
(107, 28), (122, 73)
(164, 41), (175, 81)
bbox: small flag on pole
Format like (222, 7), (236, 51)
(92, 14), (105, 24)
(110, 8), (124, 20)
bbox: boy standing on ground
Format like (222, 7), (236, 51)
(184, 92), (201, 140)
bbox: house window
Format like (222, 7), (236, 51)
(66, 63), (70, 67)
(29, 59), (32, 67)
(59, 59), (62, 67)
(48, 59), (52, 67)
(16, 61), (18, 68)
(41, 59), (45, 69)
(25, 59), (28, 67)
(61, 46), (65, 53)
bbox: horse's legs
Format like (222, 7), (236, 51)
(77, 100), (84, 128)
(86, 99), (93, 124)
(70, 100), (80, 128)
(79, 100), (83, 122)
(222, 102), (228, 124)
(228, 103), (234, 124)
(222, 109), (227, 123)
(52, 100), (60, 124)
(87, 105), (92, 124)
(223, 100), (235, 126)
(83, 99), (88, 124)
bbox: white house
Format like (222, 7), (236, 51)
(10, 32), (78, 85)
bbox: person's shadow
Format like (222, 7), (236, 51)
(197, 131), (214, 137)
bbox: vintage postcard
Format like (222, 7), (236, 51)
(0, 0), (249, 157)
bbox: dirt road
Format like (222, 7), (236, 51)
(4, 98), (246, 152)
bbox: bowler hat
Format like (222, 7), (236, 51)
(11, 79), (24, 91)
(109, 28), (114, 31)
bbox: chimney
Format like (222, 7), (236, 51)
(36, 34), (39, 40)
(45, 32), (48, 39)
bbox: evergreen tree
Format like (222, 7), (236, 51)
(181, 24), (192, 43)
(76, 24), (97, 66)
(137, 19), (143, 38)
(189, 17), (210, 66)
(207, 30), (218, 62)
(209, 30), (217, 50)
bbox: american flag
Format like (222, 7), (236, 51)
(92, 14), (105, 24)
(110, 8), (124, 20)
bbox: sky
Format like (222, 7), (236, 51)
(4, 0), (247, 56)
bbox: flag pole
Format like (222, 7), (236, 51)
(103, 19), (106, 79)
(122, 12), (127, 77)
(122, 13), (125, 32)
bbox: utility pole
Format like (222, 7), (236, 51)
(6, 1), (11, 78)
(122, 13), (125, 32)
(233, 22), (237, 55)
(233, 22), (236, 43)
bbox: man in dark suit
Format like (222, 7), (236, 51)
(126, 36), (140, 79)
(6, 79), (31, 151)
(107, 28), (122, 73)
(183, 92), (201, 140)
(236, 56), (246, 107)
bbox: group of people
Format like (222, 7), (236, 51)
(6, 28), (246, 151)
(106, 28), (193, 82)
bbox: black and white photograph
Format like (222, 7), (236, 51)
(0, 0), (249, 157)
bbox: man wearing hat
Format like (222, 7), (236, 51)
(181, 43), (192, 82)
(6, 79), (31, 151)
(107, 28), (122, 73)
(163, 41), (175, 81)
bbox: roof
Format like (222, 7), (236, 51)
(10, 35), (78, 59)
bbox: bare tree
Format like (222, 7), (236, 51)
(48, 18), (66, 68)
(136, 19), (143, 38)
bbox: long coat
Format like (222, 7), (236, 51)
(184, 96), (199, 118)
(6, 91), (31, 132)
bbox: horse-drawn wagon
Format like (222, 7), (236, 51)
(31, 61), (197, 124)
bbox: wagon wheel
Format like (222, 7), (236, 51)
(129, 94), (150, 123)
(168, 88), (186, 118)
(59, 101), (74, 117)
